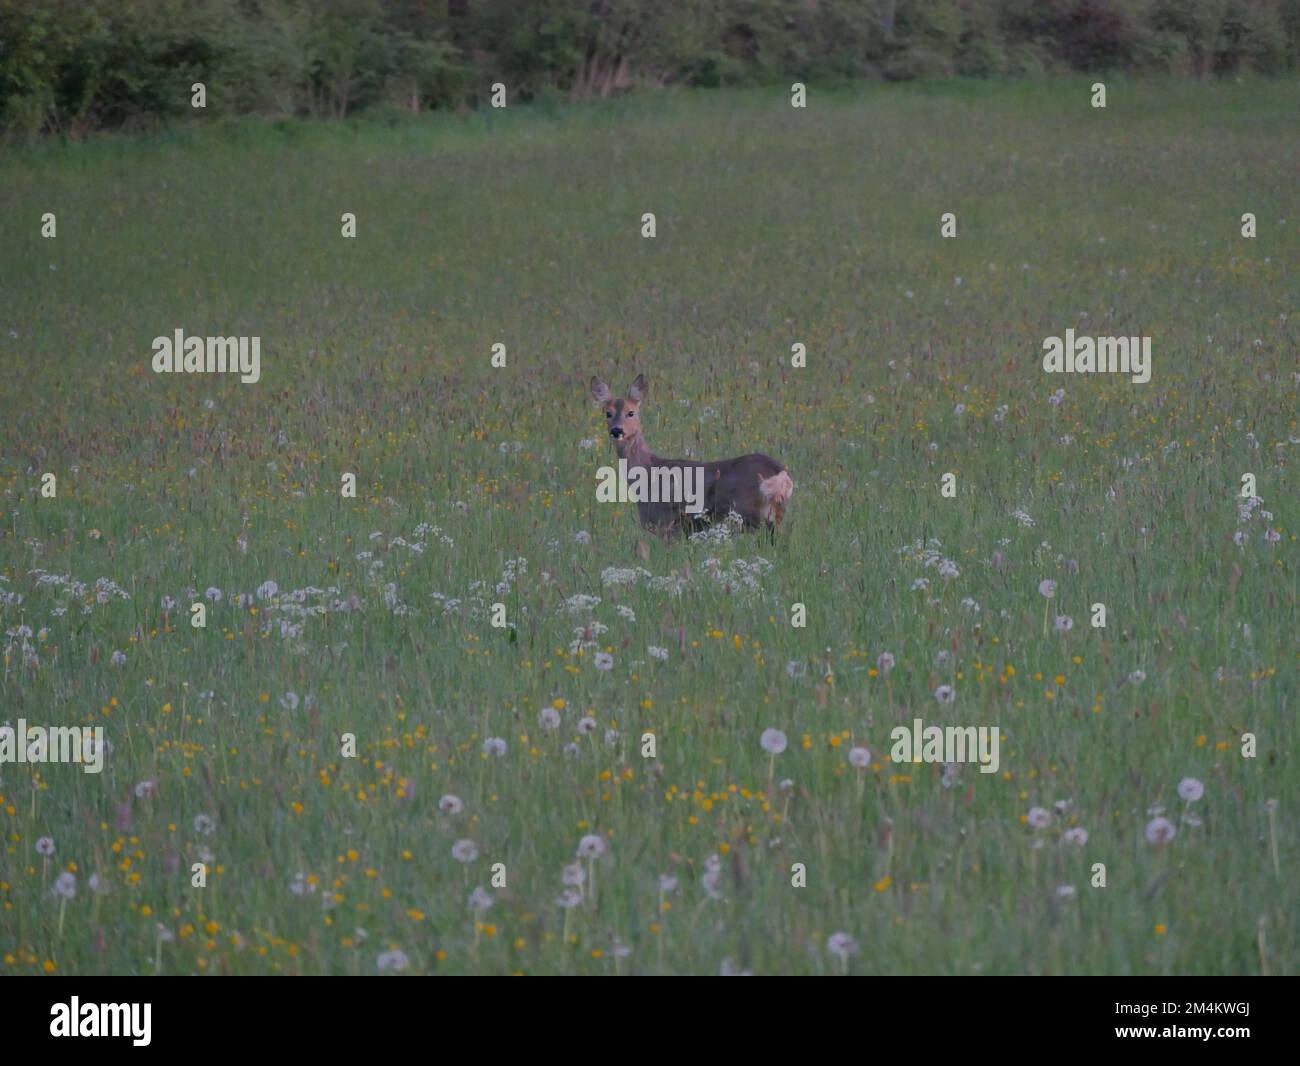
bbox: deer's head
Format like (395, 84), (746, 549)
(590, 374), (648, 453)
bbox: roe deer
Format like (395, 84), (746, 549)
(590, 373), (793, 538)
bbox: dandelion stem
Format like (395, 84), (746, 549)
(1267, 805), (1280, 876)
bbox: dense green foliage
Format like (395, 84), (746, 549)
(3, 0), (1300, 135)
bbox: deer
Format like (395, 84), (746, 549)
(590, 373), (793, 539)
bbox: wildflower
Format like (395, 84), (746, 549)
(134, 780), (157, 799)
(848, 746), (871, 768)
(193, 814), (215, 835)
(577, 834), (606, 859)
(1128, 670), (1146, 685)
(1027, 807), (1051, 829)
(826, 932), (858, 962)
(556, 888), (582, 909)
(1056, 885), (1078, 899)
(760, 728), (788, 754)
(52, 871), (76, 899)
(1177, 778), (1204, 803)
(593, 652), (614, 671)
(786, 660), (806, 679)
(256, 580), (278, 601)
(110, 650), (127, 665)
(575, 530), (591, 545)
(468, 887), (494, 913)
(539, 706), (561, 729)
(934, 685), (955, 704)
(377, 949), (410, 972)
(604, 727), (619, 745)
(561, 863), (586, 887)
(1062, 828), (1088, 846)
(648, 645), (669, 661)
(701, 869), (724, 900)
(482, 737), (507, 757)
(877, 651), (895, 673)
(1038, 579), (1056, 598)
(289, 873), (316, 896)
(1055, 615), (1073, 632)
(658, 874), (678, 893)
(1145, 816), (1176, 845)
(438, 795), (464, 815)
(279, 691), (299, 711)
(577, 717), (597, 735)
(451, 839), (479, 863)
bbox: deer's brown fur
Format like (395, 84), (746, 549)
(590, 373), (793, 538)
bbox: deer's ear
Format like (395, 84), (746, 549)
(627, 374), (648, 402)
(590, 377), (613, 404)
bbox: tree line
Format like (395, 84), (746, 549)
(3, 0), (1298, 136)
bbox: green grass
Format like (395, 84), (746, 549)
(0, 78), (1295, 975)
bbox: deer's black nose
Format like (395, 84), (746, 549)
(610, 428), (624, 439)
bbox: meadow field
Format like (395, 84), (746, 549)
(0, 78), (1295, 976)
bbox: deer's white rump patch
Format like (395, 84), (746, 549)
(757, 471), (793, 523)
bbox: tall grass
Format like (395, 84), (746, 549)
(0, 78), (1294, 975)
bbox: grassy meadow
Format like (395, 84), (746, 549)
(0, 77), (1295, 976)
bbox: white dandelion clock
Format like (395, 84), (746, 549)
(576, 834), (607, 859)
(377, 948), (410, 973)
(826, 932), (858, 972)
(1145, 816), (1176, 845)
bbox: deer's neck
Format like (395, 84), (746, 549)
(614, 436), (656, 468)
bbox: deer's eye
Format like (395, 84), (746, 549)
(605, 411), (611, 418)
(626, 411), (635, 417)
